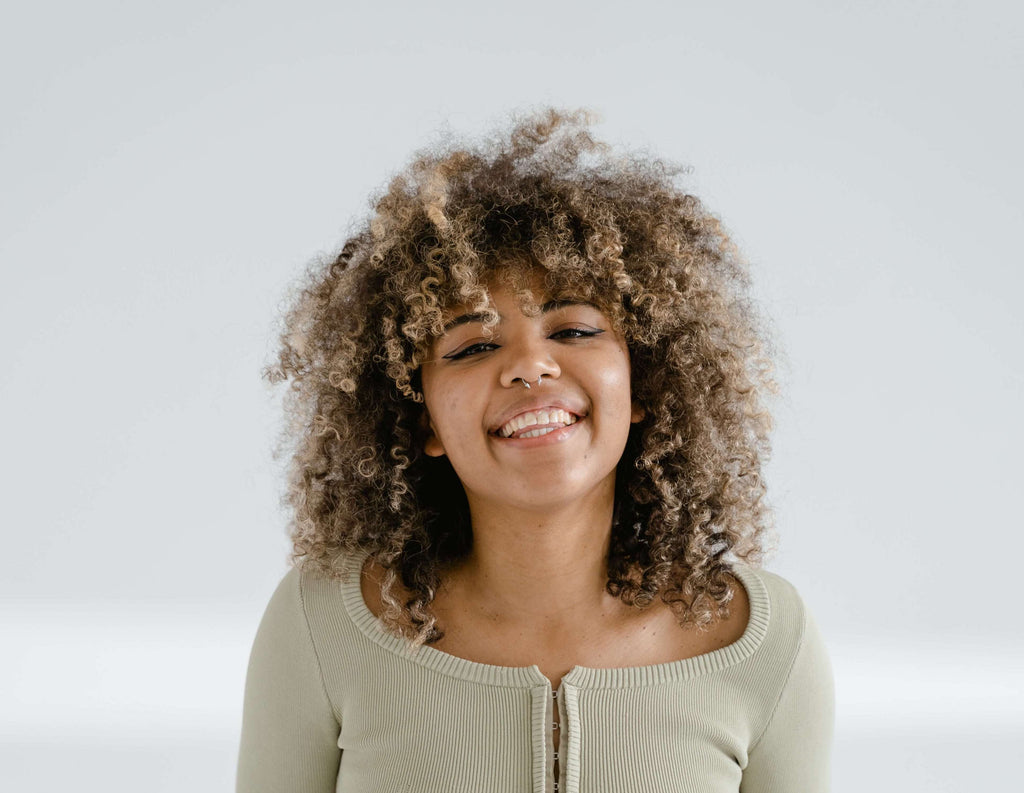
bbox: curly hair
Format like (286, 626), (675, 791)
(262, 108), (778, 648)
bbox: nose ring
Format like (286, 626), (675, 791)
(515, 375), (548, 389)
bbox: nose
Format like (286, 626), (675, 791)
(498, 339), (561, 389)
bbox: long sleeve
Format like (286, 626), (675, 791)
(236, 567), (342, 793)
(740, 607), (835, 793)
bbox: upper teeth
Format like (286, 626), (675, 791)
(498, 409), (578, 438)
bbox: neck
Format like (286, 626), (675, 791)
(447, 482), (626, 630)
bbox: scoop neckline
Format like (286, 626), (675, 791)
(336, 549), (771, 690)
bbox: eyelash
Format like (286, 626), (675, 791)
(442, 328), (604, 360)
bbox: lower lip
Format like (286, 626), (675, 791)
(492, 417), (584, 448)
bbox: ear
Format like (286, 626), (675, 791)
(419, 407), (447, 458)
(630, 400), (646, 424)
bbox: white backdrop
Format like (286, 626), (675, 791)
(2, 1), (1021, 790)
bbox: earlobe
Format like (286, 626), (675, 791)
(419, 408), (446, 458)
(630, 401), (646, 424)
(424, 434), (446, 457)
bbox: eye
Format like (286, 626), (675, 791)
(442, 341), (499, 360)
(551, 327), (604, 341)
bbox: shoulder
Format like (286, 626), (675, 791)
(699, 569), (751, 651)
(733, 565), (832, 693)
(296, 554), (364, 618)
(730, 564), (832, 692)
(736, 565), (811, 645)
(726, 566), (834, 750)
(250, 565), (319, 654)
(744, 566), (806, 611)
(238, 566), (344, 786)
(254, 555), (368, 648)
(257, 564), (304, 630)
(244, 565), (337, 712)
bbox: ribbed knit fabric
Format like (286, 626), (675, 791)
(236, 550), (833, 792)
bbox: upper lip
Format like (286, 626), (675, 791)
(489, 397), (588, 436)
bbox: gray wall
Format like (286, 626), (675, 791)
(2, 1), (1020, 790)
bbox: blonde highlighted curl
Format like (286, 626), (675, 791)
(263, 108), (778, 648)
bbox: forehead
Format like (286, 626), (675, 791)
(438, 272), (602, 330)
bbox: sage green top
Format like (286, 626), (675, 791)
(236, 550), (833, 792)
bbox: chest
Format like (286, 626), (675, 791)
(337, 679), (750, 793)
(429, 600), (728, 689)
(434, 608), (708, 757)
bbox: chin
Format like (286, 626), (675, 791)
(485, 474), (616, 514)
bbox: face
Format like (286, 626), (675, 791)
(419, 271), (644, 516)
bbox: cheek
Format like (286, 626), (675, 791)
(425, 382), (469, 440)
(599, 349), (634, 414)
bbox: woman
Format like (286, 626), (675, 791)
(237, 108), (834, 792)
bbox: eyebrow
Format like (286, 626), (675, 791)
(440, 300), (596, 333)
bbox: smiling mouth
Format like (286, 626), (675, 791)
(495, 408), (581, 439)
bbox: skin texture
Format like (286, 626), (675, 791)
(420, 271), (644, 518)
(359, 557), (751, 685)
(414, 271), (650, 686)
